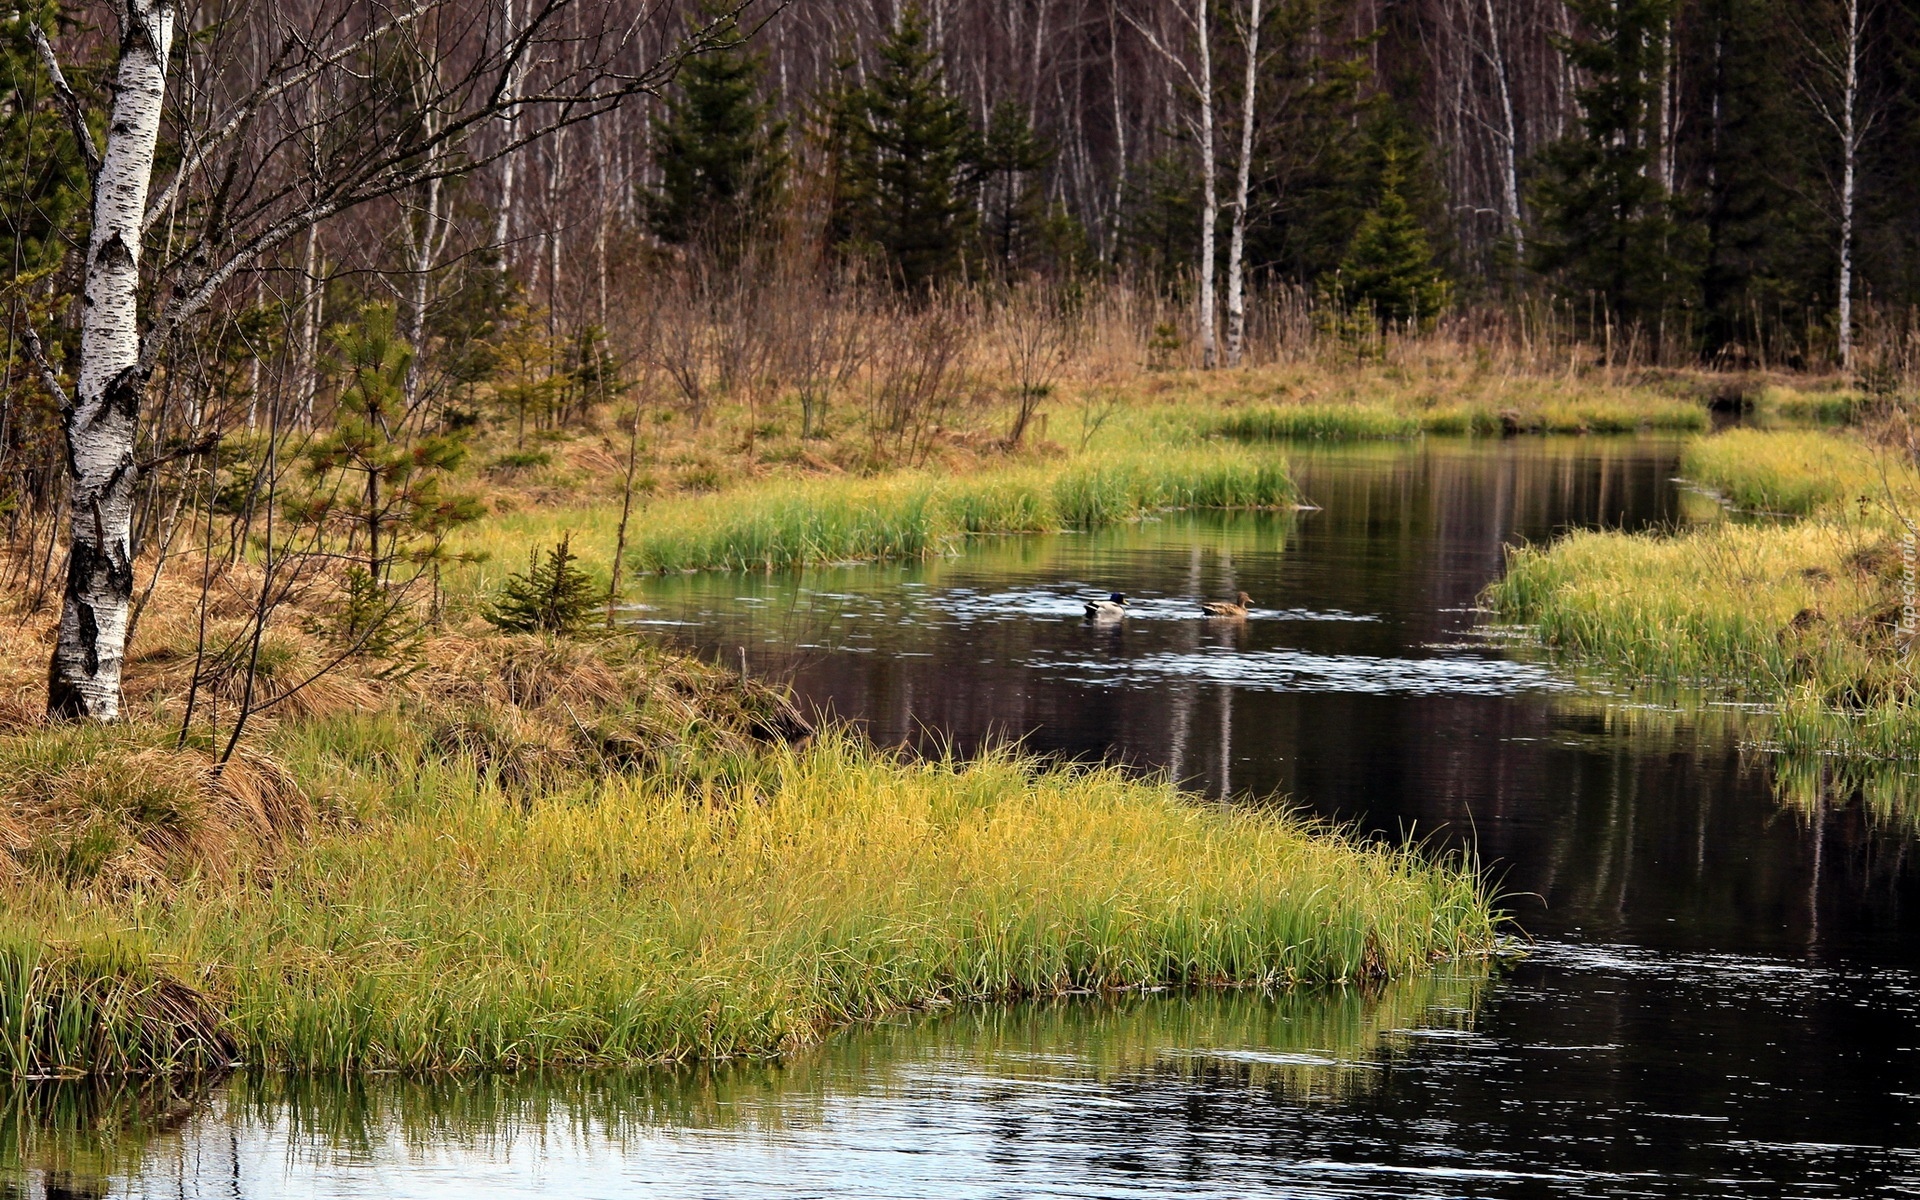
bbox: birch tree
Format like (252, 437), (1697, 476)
(26, 0), (175, 720)
(1224, 0), (1262, 367)
(1479, 0), (1524, 261)
(1793, 0), (1877, 372)
(1194, 0), (1217, 369)
(1125, 0), (1219, 368)
(19, 0), (748, 721)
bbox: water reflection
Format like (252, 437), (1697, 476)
(15, 436), (1920, 1196)
(2, 977), (1488, 1197)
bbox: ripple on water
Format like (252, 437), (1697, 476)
(932, 585), (1378, 625)
(1029, 646), (1571, 697)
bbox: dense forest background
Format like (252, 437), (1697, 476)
(3, 0), (1918, 595)
(13, 0), (1916, 373)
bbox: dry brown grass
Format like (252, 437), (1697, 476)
(0, 541), (815, 894)
(0, 739), (309, 892)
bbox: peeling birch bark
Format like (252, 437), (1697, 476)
(49, 0), (176, 721)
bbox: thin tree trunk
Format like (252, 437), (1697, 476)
(607, 383), (645, 627)
(402, 172), (443, 408)
(594, 116), (610, 331)
(1482, 0), (1524, 260)
(1196, 0), (1217, 370)
(1225, 0), (1261, 368)
(296, 84), (324, 430)
(1838, 0), (1859, 372)
(492, 0), (522, 258)
(50, 0), (177, 721)
(1107, 7), (1128, 257)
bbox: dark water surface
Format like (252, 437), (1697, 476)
(16, 437), (1920, 1198)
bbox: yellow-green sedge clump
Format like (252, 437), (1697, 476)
(1487, 426), (1920, 766)
(4, 730), (1494, 1075)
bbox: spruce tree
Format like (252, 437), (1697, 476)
(980, 101), (1052, 274)
(828, 8), (982, 288)
(485, 536), (600, 637)
(1697, 0), (1828, 359)
(1532, 0), (1699, 336)
(1332, 139), (1450, 326)
(645, 10), (786, 253)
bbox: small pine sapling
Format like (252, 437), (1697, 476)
(486, 535), (601, 636)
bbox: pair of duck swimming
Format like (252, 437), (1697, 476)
(1083, 591), (1254, 620)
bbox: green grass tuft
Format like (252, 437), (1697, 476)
(1681, 428), (1876, 514)
(4, 732), (1493, 1074)
(618, 448), (1296, 573)
(1216, 405), (1422, 442)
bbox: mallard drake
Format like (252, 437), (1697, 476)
(1084, 592), (1128, 620)
(1199, 591), (1254, 618)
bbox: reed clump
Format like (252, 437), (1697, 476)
(1215, 405), (1422, 441)
(1488, 425), (1920, 760)
(617, 448), (1296, 573)
(0, 938), (234, 1078)
(1212, 396), (1706, 444)
(1754, 383), (1865, 427)
(1680, 428), (1879, 515)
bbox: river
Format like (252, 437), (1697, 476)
(12, 437), (1920, 1197)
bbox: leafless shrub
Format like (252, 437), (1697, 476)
(997, 277), (1078, 447)
(862, 294), (969, 466)
(768, 264), (872, 442)
(652, 265), (722, 430)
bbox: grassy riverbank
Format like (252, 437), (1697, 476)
(458, 445), (1295, 580)
(1487, 426), (1920, 758)
(1208, 392), (1708, 442)
(0, 610), (1494, 1077)
(452, 358), (1759, 592)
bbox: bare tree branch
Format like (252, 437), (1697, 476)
(23, 14), (102, 183)
(16, 316), (71, 410)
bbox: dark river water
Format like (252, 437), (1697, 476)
(14, 437), (1920, 1198)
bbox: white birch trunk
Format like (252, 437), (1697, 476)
(1107, 7), (1128, 256)
(1225, 0), (1261, 368)
(1196, 0), (1217, 370)
(1656, 19), (1673, 190)
(1482, 0), (1524, 260)
(403, 173), (444, 407)
(492, 0), (522, 257)
(295, 84), (323, 429)
(50, 0), (176, 720)
(297, 225), (324, 429)
(1838, 0), (1859, 371)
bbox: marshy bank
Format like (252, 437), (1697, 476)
(0, 560), (1494, 1078)
(1486, 425), (1920, 764)
(461, 442), (1299, 579)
